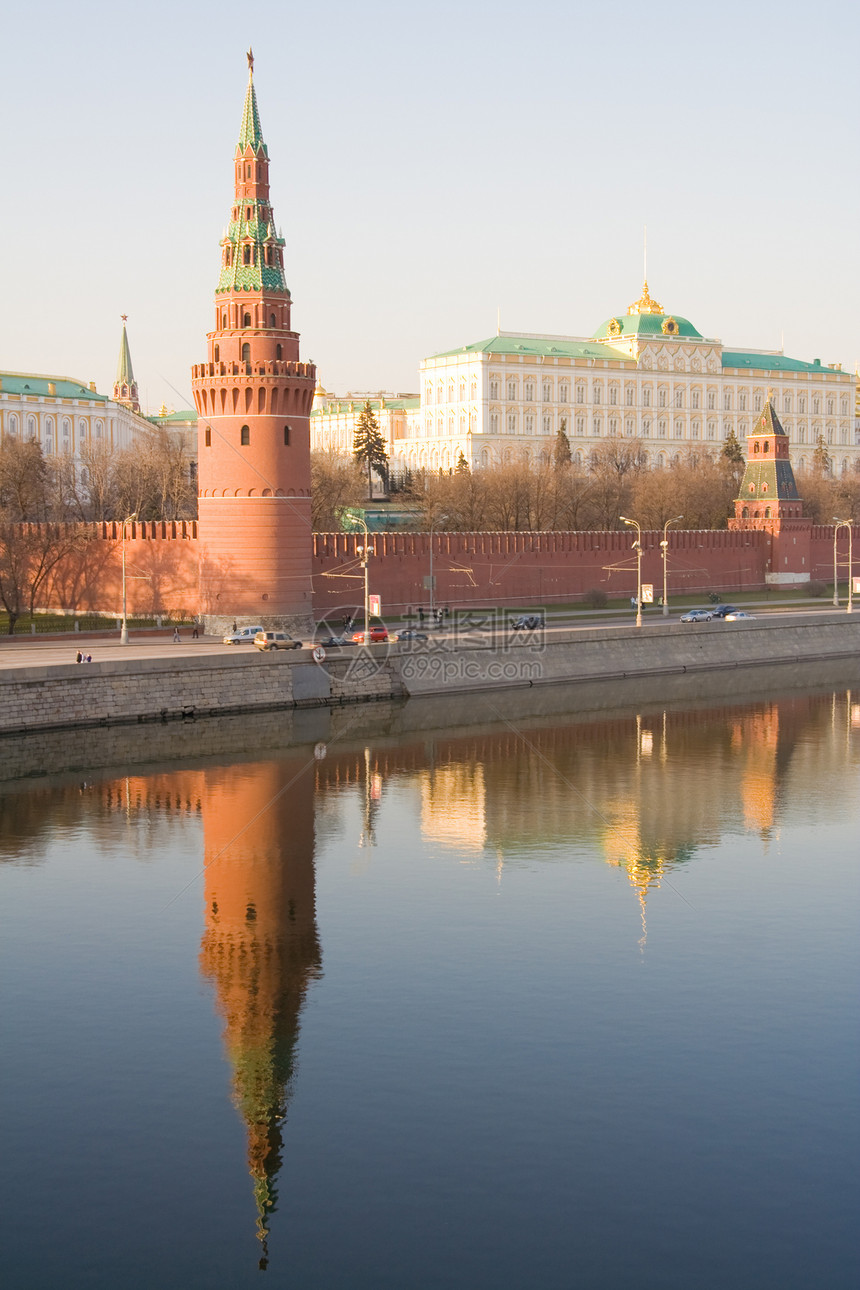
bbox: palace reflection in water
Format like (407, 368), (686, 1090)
(1, 683), (858, 1286)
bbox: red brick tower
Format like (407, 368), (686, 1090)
(192, 51), (316, 633)
(728, 397), (812, 585)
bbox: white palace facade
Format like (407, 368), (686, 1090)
(311, 283), (859, 476)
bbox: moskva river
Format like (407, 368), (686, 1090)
(1, 671), (858, 1289)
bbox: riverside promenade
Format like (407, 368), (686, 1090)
(1, 609), (858, 738)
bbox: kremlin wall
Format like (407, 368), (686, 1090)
(27, 520), (857, 622)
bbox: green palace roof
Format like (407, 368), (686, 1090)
(313, 396), (420, 415)
(148, 408), (198, 425)
(721, 352), (832, 373)
(0, 372), (108, 401)
(592, 312), (703, 340)
(431, 335), (629, 362)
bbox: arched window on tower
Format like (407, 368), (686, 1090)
(283, 425), (290, 446)
(241, 343), (251, 363)
(270, 313), (276, 328)
(240, 425), (250, 446)
(214, 345), (220, 362)
(243, 312), (251, 327)
(243, 246), (252, 265)
(275, 344), (282, 360)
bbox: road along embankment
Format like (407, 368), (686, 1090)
(1, 614), (858, 738)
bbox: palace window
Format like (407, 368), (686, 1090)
(470, 379), (477, 400)
(642, 419), (650, 437)
(840, 398), (848, 416)
(674, 389), (683, 409)
(608, 418), (617, 435)
(447, 381), (454, 403)
(524, 380), (535, 401)
(826, 397), (834, 415)
(813, 396), (820, 415)
(708, 391), (716, 410)
(490, 413), (499, 433)
(459, 380), (466, 402)
(643, 388), (651, 408)
(609, 386), (617, 406)
(525, 414), (535, 434)
(576, 384), (585, 404)
(675, 421), (684, 438)
(489, 378), (500, 399)
(658, 389), (666, 408)
(724, 391), (732, 411)
(784, 394), (792, 413)
(658, 420), (666, 438)
(559, 383), (569, 403)
(576, 417), (585, 436)
(507, 380), (517, 401)
(593, 385), (601, 405)
(62, 419), (70, 437)
(738, 392), (746, 411)
(241, 425), (250, 445)
(507, 413), (517, 432)
(626, 386), (634, 406)
(543, 414), (552, 434)
(691, 390), (700, 410)
(27, 416), (36, 437)
(542, 381), (552, 402)
(625, 418), (634, 437)
(593, 417), (601, 436)
(692, 420), (700, 439)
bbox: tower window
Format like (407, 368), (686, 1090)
(243, 312), (251, 327)
(241, 343), (251, 362)
(214, 344), (220, 361)
(241, 425), (250, 445)
(205, 429), (211, 446)
(243, 246), (251, 265)
(275, 344), (282, 359)
(270, 313), (276, 327)
(284, 425), (290, 445)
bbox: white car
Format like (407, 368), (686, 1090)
(222, 625), (264, 644)
(723, 611), (756, 622)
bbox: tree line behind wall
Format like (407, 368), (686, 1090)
(312, 436), (860, 532)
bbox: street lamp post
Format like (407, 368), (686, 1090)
(428, 513), (448, 623)
(620, 516), (643, 628)
(119, 512), (138, 646)
(355, 518), (374, 643)
(660, 515), (683, 617)
(833, 518), (854, 613)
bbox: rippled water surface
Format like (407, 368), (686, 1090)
(1, 679), (858, 1289)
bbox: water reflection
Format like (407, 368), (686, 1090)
(0, 684), (857, 1284)
(198, 758), (321, 1267)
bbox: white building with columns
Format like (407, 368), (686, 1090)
(311, 283), (857, 476)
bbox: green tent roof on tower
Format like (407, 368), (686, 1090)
(116, 321), (135, 386)
(237, 49), (268, 156)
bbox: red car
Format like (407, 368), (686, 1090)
(352, 626), (389, 644)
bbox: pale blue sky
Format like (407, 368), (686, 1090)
(2, 0), (858, 411)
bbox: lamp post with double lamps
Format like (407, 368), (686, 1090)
(833, 518), (854, 613)
(620, 516), (643, 628)
(660, 515), (684, 617)
(119, 512), (138, 646)
(355, 518), (375, 644)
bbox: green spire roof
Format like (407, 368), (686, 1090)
(116, 320), (134, 385)
(237, 56), (268, 157)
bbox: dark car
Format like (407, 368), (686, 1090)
(396, 629), (429, 642)
(710, 604), (740, 619)
(512, 614), (543, 630)
(318, 634), (353, 647)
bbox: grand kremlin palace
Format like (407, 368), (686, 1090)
(311, 283), (860, 477)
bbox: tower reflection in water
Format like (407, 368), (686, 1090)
(197, 756), (321, 1268)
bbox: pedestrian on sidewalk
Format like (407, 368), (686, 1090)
(173, 627), (181, 643)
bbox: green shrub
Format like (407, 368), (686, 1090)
(583, 588), (608, 609)
(807, 580), (827, 598)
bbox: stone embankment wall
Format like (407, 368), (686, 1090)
(2, 615), (858, 738)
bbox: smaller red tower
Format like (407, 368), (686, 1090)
(728, 398), (812, 585)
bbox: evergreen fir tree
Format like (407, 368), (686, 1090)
(554, 420), (572, 469)
(353, 400), (389, 496)
(721, 427), (745, 468)
(456, 450), (469, 473)
(812, 432), (832, 475)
